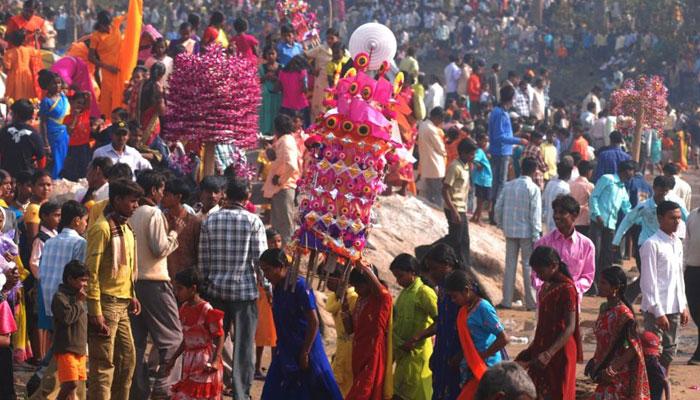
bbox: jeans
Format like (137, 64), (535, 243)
(129, 281), (183, 399)
(643, 312), (681, 366)
(210, 299), (258, 400)
(489, 155), (511, 221)
(444, 210), (470, 267)
(503, 237), (536, 309)
(685, 267), (700, 360)
(422, 178), (444, 207)
(590, 223), (615, 292)
(87, 296), (135, 400)
(271, 188), (296, 244)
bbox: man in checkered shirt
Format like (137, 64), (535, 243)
(198, 178), (267, 400)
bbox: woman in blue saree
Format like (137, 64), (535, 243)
(38, 70), (69, 179)
(259, 248), (342, 400)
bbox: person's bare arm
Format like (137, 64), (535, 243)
(209, 330), (225, 369)
(88, 48), (118, 74)
(358, 262), (384, 297)
(537, 309), (576, 367)
(481, 331), (509, 360)
(299, 309), (319, 369)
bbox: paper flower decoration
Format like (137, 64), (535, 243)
(276, 0), (319, 42)
(163, 46), (260, 149)
(293, 51), (402, 260)
(610, 75), (668, 135)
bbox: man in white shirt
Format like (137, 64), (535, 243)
(582, 86), (602, 116)
(92, 126), (152, 175)
(663, 162), (692, 210)
(443, 55), (462, 104)
(75, 157), (113, 204)
(542, 162), (572, 232)
(685, 207), (700, 365)
(589, 109), (609, 149)
(424, 75), (445, 117)
(641, 200), (690, 371)
(417, 107), (447, 207)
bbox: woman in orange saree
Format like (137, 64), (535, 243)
(515, 246), (582, 400)
(5, 0), (45, 97)
(444, 270), (508, 400)
(88, 11), (126, 117)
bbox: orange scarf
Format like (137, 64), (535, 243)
(456, 304), (488, 400)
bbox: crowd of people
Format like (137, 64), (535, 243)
(0, 0), (699, 400)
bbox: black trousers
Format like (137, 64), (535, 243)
(0, 339), (15, 399)
(686, 267), (700, 360)
(444, 210), (471, 268)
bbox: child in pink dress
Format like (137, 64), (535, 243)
(168, 268), (225, 400)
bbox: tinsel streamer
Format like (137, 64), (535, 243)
(163, 46), (261, 149)
(610, 75), (668, 136)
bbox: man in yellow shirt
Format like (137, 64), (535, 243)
(86, 178), (143, 400)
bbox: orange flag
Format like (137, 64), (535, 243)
(114, 0), (143, 110)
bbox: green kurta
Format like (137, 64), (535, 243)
(392, 277), (438, 400)
(259, 63), (282, 135)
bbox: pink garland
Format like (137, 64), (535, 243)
(610, 75), (668, 135)
(164, 46), (260, 149)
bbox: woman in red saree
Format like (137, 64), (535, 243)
(515, 246), (582, 400)
(344, 263), (393, 400)
(128, 62), (166, 146)
(587, 267), (650, 399)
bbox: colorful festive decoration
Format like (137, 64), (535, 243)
(294, 24), (402, 261)
(610, 75), (668, 161)
(276, 0), (319, 42)
(610, 75), (668, 134)
(163, 46), (260, 149)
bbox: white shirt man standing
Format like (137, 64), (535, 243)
(417, 107), (447, 207)
(641, 200), (690, 372)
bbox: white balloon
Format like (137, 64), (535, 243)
(348, 23), (397, 71)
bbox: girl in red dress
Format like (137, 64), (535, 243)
(168, 269), (225, 400)
(515, 246), (582, 400)
(344, 263), (394, 400)
(587, 267), (650, 399)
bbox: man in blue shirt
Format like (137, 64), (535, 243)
(593, 131), (631, 181)
(588, 160), (635, 293)
(488, 85), (528, 224)
(276, 25), (303, 68)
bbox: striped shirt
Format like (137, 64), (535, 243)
(495, 176), (542, 239)
(39, 228), (87, 316)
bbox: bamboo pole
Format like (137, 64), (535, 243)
(631, 108), (645, 162)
